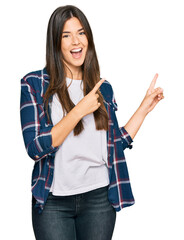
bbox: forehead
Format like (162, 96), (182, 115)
(63, 17), (83, 31)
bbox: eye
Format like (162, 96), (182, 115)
(79, 31), (86, 35)
(62, 34), (70, 38)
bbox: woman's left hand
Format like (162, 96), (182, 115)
(139, 73), (164, 115)
(124, 73), (164, 140)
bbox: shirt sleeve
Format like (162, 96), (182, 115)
(20, 78), (58, 161)
(111, 85), (133, 150)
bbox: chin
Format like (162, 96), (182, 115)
(70, 59), (85, 67)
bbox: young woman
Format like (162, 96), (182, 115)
(20, 5), (164, 240)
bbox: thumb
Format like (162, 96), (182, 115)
(150, 87), (163, 99)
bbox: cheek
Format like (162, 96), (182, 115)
(84, 37), (88, 47)
(61, 41), (70, 53)
(82, 39), (88, 52)
(61, 49), (71, 61)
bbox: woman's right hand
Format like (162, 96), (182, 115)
(75, 78), (105, 118)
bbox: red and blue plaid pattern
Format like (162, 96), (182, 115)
(20, 68), (135, 213)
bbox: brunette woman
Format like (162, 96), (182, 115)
(20, 5), (164, 240)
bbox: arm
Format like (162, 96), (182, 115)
(51, 107), (82, 147)
(20, 78), (59, 161)
(20, 77), (105, 160)
(124, 73), (164, 140)
(123, 107), (147, 140)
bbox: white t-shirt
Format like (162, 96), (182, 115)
(50, 77), (109, 196)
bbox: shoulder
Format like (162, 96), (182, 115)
(22, 69), (43, 82)
(100, 79), (114, 101)
(21, 69), (42, 82)
(20, 69), (46, 95)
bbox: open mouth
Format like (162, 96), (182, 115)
(70, 48), (83, 59)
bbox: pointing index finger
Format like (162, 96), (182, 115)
(149, 73), (158, 91)
(92, 78), (105, 93)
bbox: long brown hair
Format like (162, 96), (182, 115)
(44, 5), (108, 136)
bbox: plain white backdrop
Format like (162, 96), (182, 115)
(1, 0), (184, 239)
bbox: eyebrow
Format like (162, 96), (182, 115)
(62, 28), (84, 34)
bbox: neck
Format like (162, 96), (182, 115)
(67, 71), (82, 80)
(64, 64), (82, 80)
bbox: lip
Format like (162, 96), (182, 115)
(70, 47), (83, 53)
(70, 47), (83, 59)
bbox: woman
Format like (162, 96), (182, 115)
(20, 5), (164, 240)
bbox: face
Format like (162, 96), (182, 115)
(61, 17), (88, 75)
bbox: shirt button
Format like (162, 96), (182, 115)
(108, 154), (111, 157)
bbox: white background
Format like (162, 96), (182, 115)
(1, 0), (184, 239)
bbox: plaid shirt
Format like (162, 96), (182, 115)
(20, 67), (135, 213)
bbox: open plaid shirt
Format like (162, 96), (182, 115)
(20, 67), (135, 213)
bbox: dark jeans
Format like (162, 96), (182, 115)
(32, 185), (116, 240)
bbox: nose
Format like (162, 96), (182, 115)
(72, 34), (80, 45)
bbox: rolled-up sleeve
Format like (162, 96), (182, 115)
(119, 126), (133, 150)
(20, 78), (58, 161)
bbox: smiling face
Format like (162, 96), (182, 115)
(61, 17), (88, 78)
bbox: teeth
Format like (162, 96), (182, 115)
(71, 48), (82, 53)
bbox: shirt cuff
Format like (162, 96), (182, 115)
(27, 126), (58, 161)
(119, 126), (133, 150)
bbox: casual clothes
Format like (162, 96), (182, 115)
(20, 67), (135, 213)
(32, 186), (116, 240)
